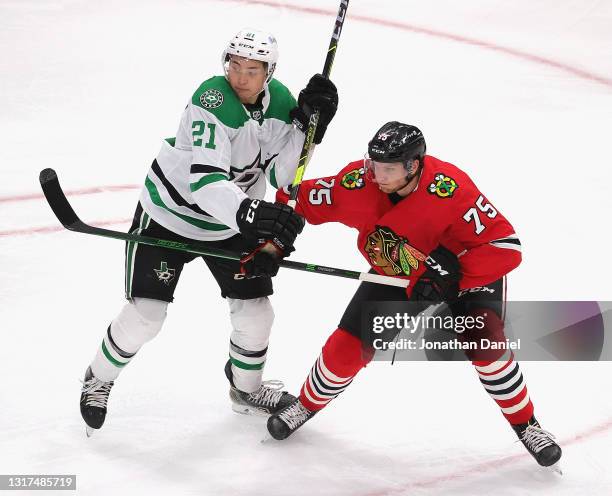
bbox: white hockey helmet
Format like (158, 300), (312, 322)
(222, 28), (279, 82)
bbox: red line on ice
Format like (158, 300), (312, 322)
(0, 219), (131, 237)
(0, 184), (136, 237)
(228, 0), (612, 89)
(0, 184), (138, 204)
(364, 416), (612, 494)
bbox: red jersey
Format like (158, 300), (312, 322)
(277, 155), (522, 292)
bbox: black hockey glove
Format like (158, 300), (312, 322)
(239, 243), (282, 279)
(411, 246), (461, 303)
(290, 74), (338, 144)
(236, 198), (305, 253)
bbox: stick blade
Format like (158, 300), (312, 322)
(39, 168), (81, 228)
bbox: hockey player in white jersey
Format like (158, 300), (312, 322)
(79, 28), (338, 436)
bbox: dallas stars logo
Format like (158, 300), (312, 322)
(428, 173), (458, 199)
(200, 89), (224, 109)
(154, 261), (175, 285)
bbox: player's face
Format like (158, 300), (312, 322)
(366, 159), (409, 193)
(227, 56), (267, 104)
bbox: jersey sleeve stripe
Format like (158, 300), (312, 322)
(489, 235), (522, 251)
(490, 243), (522, 251)
(151, 160), (213, 217)
(144, 177), (229, 231)
(190, 173), (229, 192)
(190, 163), (228, 175)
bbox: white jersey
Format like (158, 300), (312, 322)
(139, 76), (304, 241)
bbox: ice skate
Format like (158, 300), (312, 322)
(267, 397), (315, 440)
(225, 360), (295, 416)
(512, 416), (562, 472)
(80, 367), (114, 437)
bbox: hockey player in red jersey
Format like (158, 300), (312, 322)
(267, 121), (562, 468)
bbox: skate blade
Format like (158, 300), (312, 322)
(260, 432), (273, 444)
(85, 426), (97, 438)
(548, 461), (563, 475)
(231, 403), (270, 417)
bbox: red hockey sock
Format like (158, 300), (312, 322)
(473, 350), (534, 425)
(300, 328), (372, 412)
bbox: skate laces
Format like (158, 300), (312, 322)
(520, 424), (556, 453)
(81, 377), (114, 409)
(249, 380), (285, 407)
(279, 400), (311, 429)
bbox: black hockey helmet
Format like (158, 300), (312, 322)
(367, 121), (426, 165)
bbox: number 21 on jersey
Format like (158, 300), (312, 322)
(192, 121), (216, 149)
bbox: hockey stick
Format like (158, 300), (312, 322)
(287, 0), (349, 209)
(39, 168), (408, 288)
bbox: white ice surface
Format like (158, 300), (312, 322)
(1, 1), (611, 495)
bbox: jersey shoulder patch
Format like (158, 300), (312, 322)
(264, 78), (296, 124)
(427, 172), (460, 199)
(192, 76), (249, 129)
(340, 161), (367, 190)
(422, 156), (471, 200)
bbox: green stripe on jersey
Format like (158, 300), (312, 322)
(190, 173), (228, 192)
(145, 177), (229, 231)
(268, 164), (278, 189)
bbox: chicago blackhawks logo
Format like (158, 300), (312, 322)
(200, 89), (224, 109)
(364, 226), (426, 276)
(428, 173), (458, 198)
(340, 167), (365, 190)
